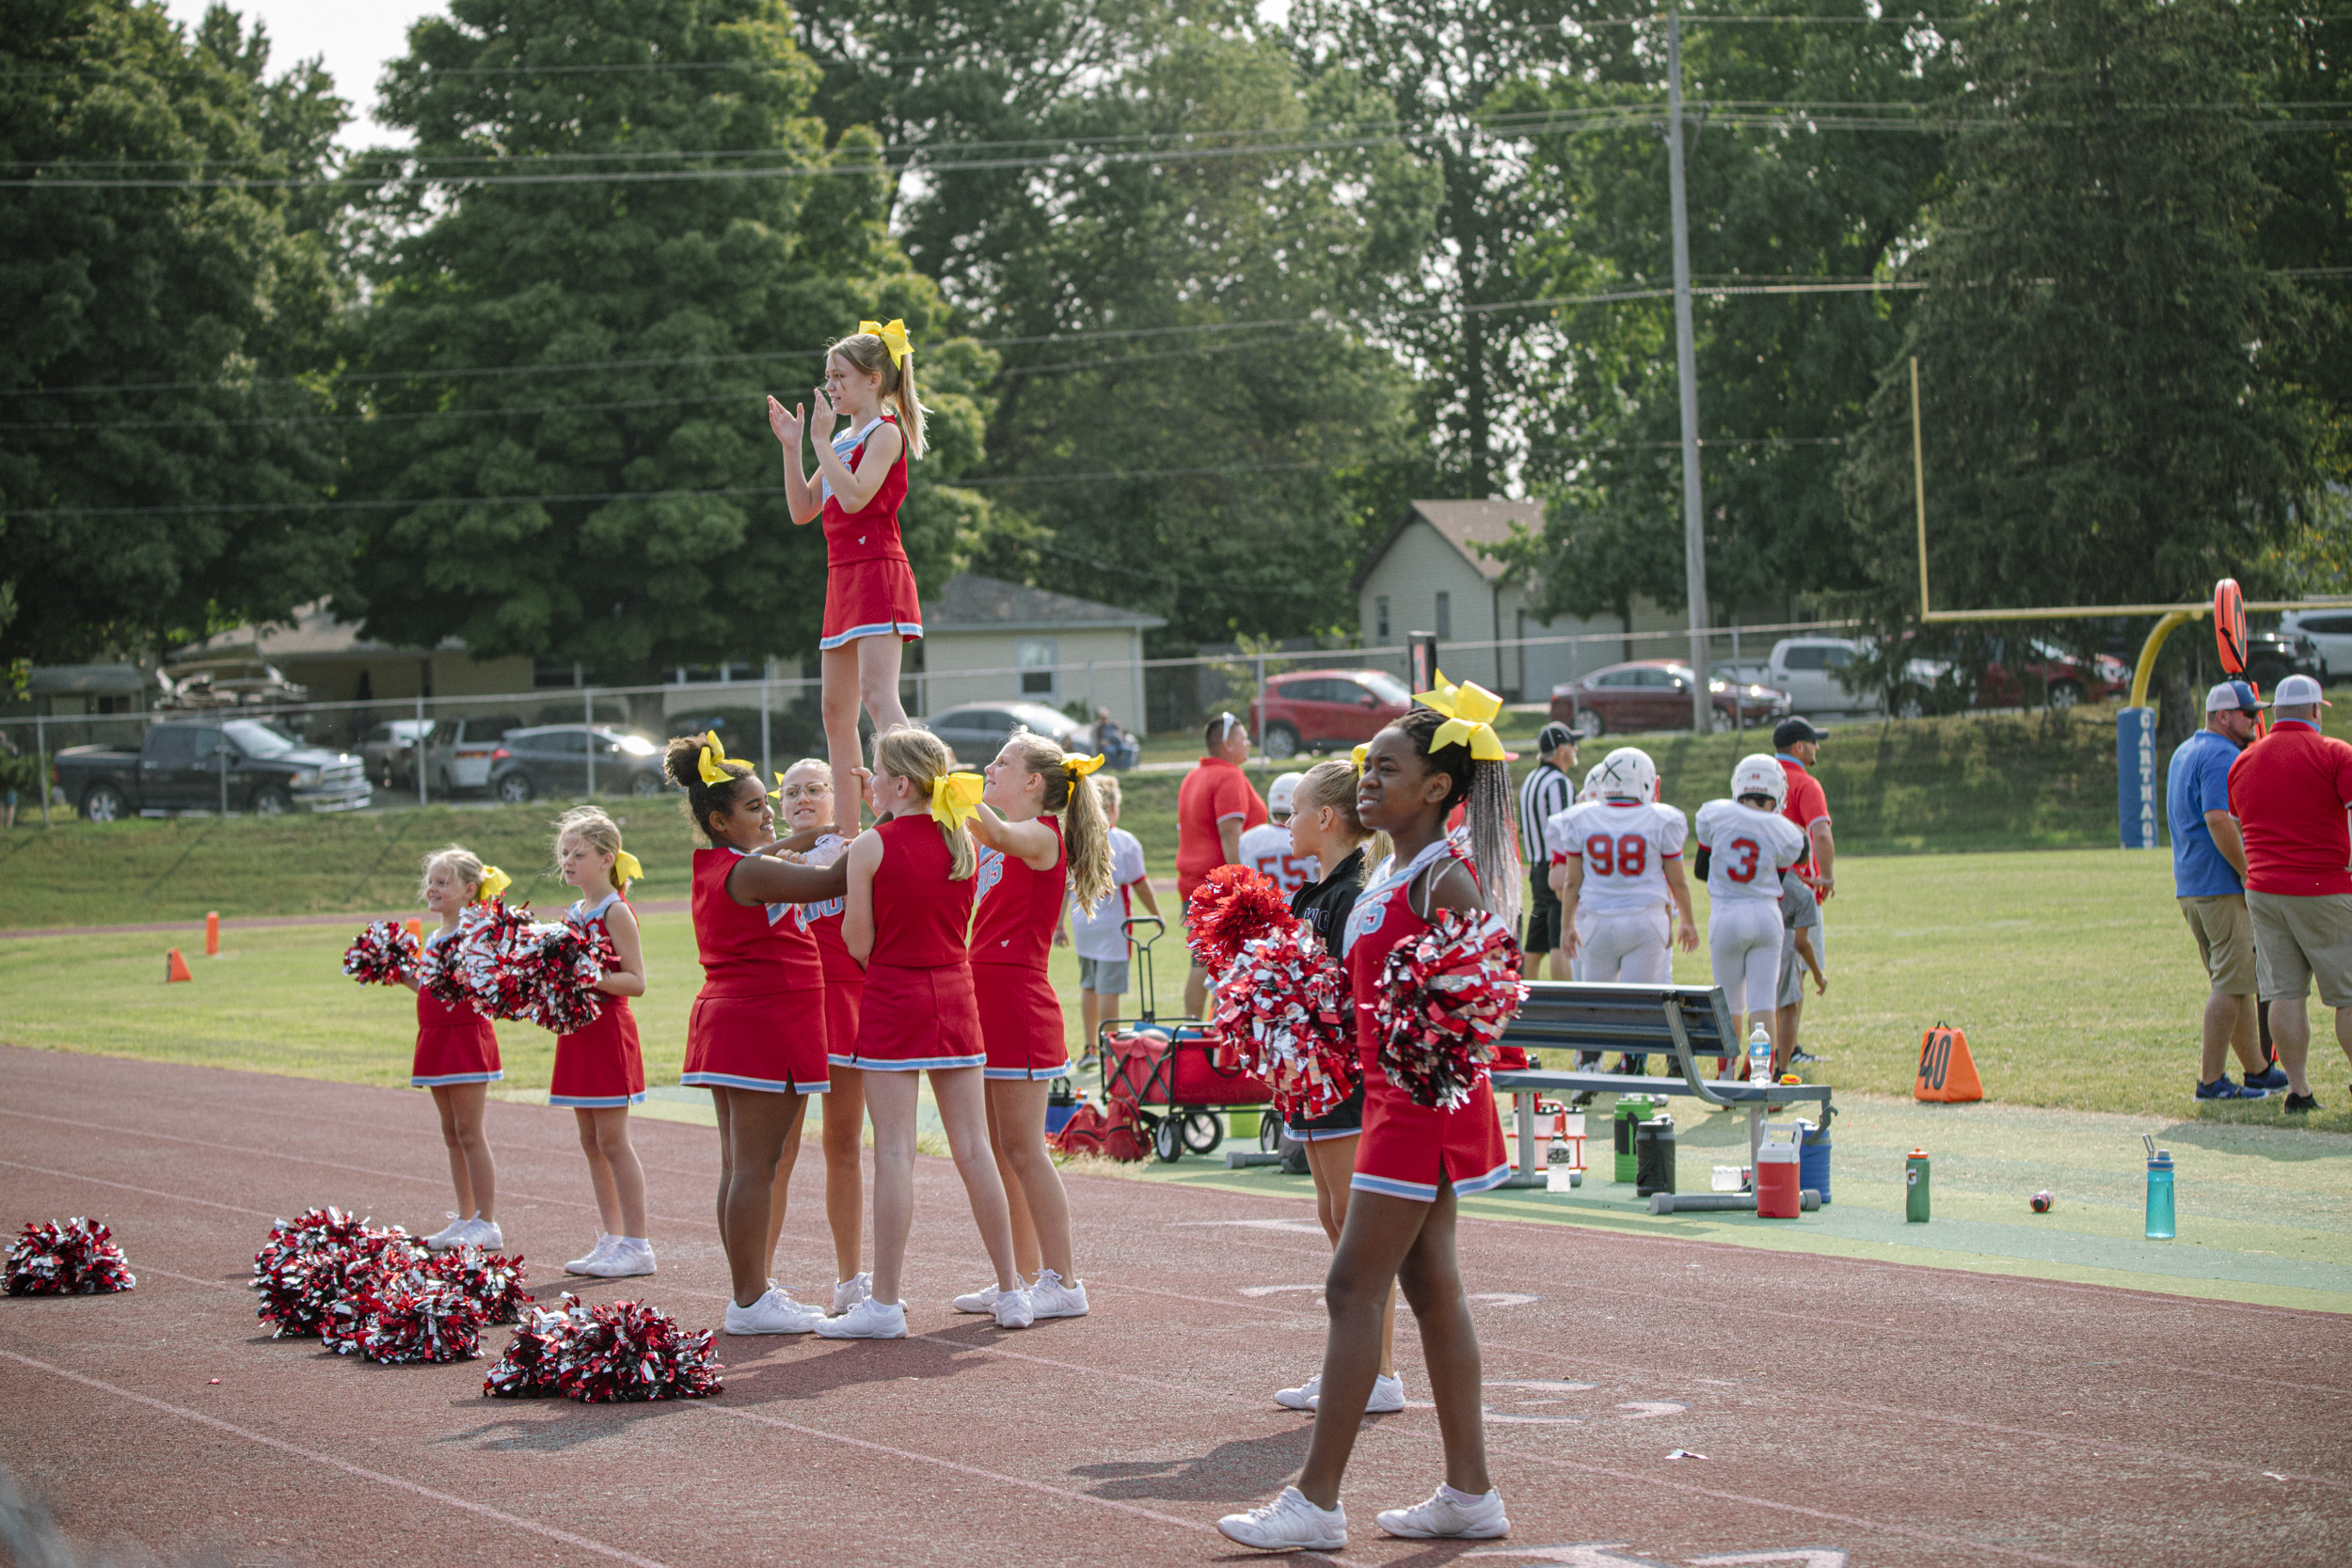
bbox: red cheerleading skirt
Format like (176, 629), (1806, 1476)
(1349, 1068), (1511, 1204)
(973, 962), (1070, 1081)
(549, 997), (645, 1108)
(847, 961), (983, 1070)
(821, 974), (865, 1080)
(682, 987), (831, 1094)
(412, 1021), (501, 1086)
(818, 558), (924, 651)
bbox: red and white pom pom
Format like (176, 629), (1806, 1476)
(421, 904), (491, 1007)
(1212, 926), (1355, 1122)
(1373, 909), (1530, 1111)
(521, 915), (616, 1034)
(6, 1217), (135, 1295)
(251, 1209), (420, 1339)
(436, 900), (612, 1031)
(424, 1245), (533, 1324)
(342, 921), (421, 987)
(554, 1299), (723, 1403)
(1184, 864), (1297, 976)
(359, 1278), (483, 1364)
(484, 1295), (592, 1398)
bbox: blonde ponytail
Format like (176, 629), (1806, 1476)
(828, 329), (927, 459)
(873, 725), (974, 879)
(1001, 732), (1113, 909)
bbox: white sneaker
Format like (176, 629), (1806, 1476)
(993, 1286), (1035, 1329)
(813, 1296), (908, 1339)
(1218, 1487), (1346, 1552)
(564, 1234), (616, 1275)
(1028, 1268), (1089, 1320)
(1376, 1484), (1509, 1540)
(577, 1238), (656, 1279)
(951, 1282), (1001, 1314)
(724, 1288), (826, 1336)
(832, 1272), (871, 1316)
(422, 1213), (471, 1252)
(463, 1218), (504, 1251)
(1278, 1371), (1406, 1413)
(1273, 1372), (1320, 1411)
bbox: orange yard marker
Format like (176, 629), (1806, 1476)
(166, 948), (194, 984)
(1914, 1022), (1983, 1103)
(204, 911), (220, 958)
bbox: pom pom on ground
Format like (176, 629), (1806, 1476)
(1184, 864), (1297, 975)
(358, 1278), (482, 1364)
(556, 1299), (723, 1403)
(424, 1245), (533, 1324)
(6, 1217), (135, 1296)
(251, 1209), (420, 1339)
(483, 1296), (592, 1398)
(1373, 909), (1530, 1111)
(1212, 926), (1355, 1123)
(342, 921), (421, 987)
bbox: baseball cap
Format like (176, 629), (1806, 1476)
(2205, 679), (2270, 714)
(1772, 717), (1825, 751)
(1535, 721), (1576, 755)
(2270, 673), (2332, 708)
(1266, 770), (1304, 816)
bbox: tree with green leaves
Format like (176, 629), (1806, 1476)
(0, 0), (350, 662)
(340, 0), (993, 693)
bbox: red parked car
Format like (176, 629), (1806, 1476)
(1549, 660), (1790, 738)
(1971, 639), (2131, 710)
(1248, 669), (1414, 760)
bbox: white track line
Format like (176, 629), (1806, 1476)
(0, 1350), (675, 1568)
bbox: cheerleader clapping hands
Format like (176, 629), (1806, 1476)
(408, 847), (505, 1252)
(548, 807), (652, 1279)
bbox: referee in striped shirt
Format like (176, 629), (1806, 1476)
(1518, 722), (1579, 979)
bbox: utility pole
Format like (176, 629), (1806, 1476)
(1667, 5), (1713, 734)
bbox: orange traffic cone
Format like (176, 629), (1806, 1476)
(166, 948), (194, 984)
(1914, 1022), (1982, 1102)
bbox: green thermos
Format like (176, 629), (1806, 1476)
(1613, 1096), (1659, 1183)
(1905, 1148), (1931, 1223)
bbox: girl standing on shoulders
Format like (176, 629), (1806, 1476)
(769, 322), (927, 839)
(948, 735), (1110, 1323)
(1220, 705), (1519, 1553)
(410, 846), (506, 1252)
(1266, 759), (1406, 1416)
(665, 736), (851, 1336)
(548, 806), (652, 1280)
(817, 726), (1027, 1338)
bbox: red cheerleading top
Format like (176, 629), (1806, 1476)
(691, 846), (825, 996)
(818, 415), (910, 566)
(970, 816), (1064, 970)
(792, 833), (866, 985)
(868, 812), (974, 969)
(415, 928), (492, 1034)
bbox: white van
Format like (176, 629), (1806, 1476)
(1765, 637), (1950, 718)
(2280, 605), (2352, 681)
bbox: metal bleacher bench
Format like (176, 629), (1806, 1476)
(1487, 981), (1835, 1189)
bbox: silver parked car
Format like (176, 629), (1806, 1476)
(924, 702), (1090, 767)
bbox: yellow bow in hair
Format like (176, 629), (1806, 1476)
(1064, 753), (1106, 779)
(859, 319), (910, 367)
(1412, 670), (1510, 762)
(476, 865), (511, 902)
(697, 735), (733, 785)
(612, 850), (643, 886)
(1351, 744), (1369, 775)
(767, 769), (786, 800)
(930, 770), (985, 832)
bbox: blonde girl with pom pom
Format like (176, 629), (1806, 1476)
(549, 806), (651, 1279)
(410, 846), (507, 1253)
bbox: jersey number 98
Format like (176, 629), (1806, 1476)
(1583, 833), (1648, 878)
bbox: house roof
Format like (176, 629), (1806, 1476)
(924, 573), (1167, 636)
(173, 601), (466, 663)
(1350, 499), (1547, 593)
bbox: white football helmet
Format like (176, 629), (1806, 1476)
(1731, 752), (1788, 807)
(1266, 771), (1304, 818)
(1580, 762), (1605, 801)
(1597, 746), (1658, 803)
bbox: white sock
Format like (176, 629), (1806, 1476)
(622, 1235), (647, 1248)
(1441, 1483), (1491, 1506)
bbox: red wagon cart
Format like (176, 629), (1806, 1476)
(1095, 914), (1278, 1163)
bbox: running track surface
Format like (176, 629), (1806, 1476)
(2, 1045), (2344, 1568)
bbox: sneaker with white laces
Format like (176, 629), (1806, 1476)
(1276, 1371), (1405, 1413)
(1375, 1484), (1509, 1540)
(1218, 1487), (1346, 1552)
(950, 1282), (1002, 1314)
(813, 1296), (909, 1338)
(832, 1272), (871, 1315)
(578, 1238), (656, 1279)
(724, 1288), (826, 1336)
(993, 1285), (1035, 1329)
(422, 1213), (471, 1252)
(1028, 1268), (1089, 1320)
(1273, 1372), (1320, 1410)
(463, 1218), (504, 1251)
(564, 1234), (616, 1275)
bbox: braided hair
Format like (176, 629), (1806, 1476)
(1391, 705), (1522, 933)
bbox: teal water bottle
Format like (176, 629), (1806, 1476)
(2144, 1135), (2175, 1241)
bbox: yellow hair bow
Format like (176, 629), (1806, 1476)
(859, 319), (910, 367)
(1412, 670), (1510, 762)
(697, 734), (733, 785)
(767, 769), (785, 800)
(1064, 753), (1105, 779)
(612, 850), (643, 886)
(476, 865), (511, 902)
(930, 770), (985, 832)
(1351, 743), (1369, 775)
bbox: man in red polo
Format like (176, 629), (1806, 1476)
(1773, 717), (1836, 1063)
(2228, 673), (2352, 1114)
(1179, 711), (1268, 1015)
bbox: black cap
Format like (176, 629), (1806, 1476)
(1535, 722), (1576, 756)
(1772, 717), (1825, 750)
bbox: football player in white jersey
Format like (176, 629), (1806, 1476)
(1693, 753), (1810, 1074)
(1548, 749), (1697, 1077)
(1237, 770), (1317, 896)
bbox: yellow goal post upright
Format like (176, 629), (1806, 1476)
(1904, 356), (2352, 847)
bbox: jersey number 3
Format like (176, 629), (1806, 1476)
(1583, 833), (1648, 878)
(1723, 837), (1761, 883)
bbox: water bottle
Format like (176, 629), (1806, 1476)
(2144, 1135), (2175, 1241)
(1747, 1023), (1772, 1090)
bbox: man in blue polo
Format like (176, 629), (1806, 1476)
(2169, 680), (2289, 1099)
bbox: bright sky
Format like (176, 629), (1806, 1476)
(165, 0), (443, 147)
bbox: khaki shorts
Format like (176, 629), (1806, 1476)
(2179, 895), (2259, 996)
(2247, 891), (2352, 1008)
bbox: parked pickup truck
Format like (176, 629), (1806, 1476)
(56, 719), (372, 821)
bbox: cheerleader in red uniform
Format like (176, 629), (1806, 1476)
(948, 734), (1114, 1324)
(769, 320), (927, 838)
(662, 736), (851, 1336)
(548, 806), (652, 1280)
(408, 846), (505, 1253)
(816, 725), (1025, 1338)
(1220, 705), (1520, 1553)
